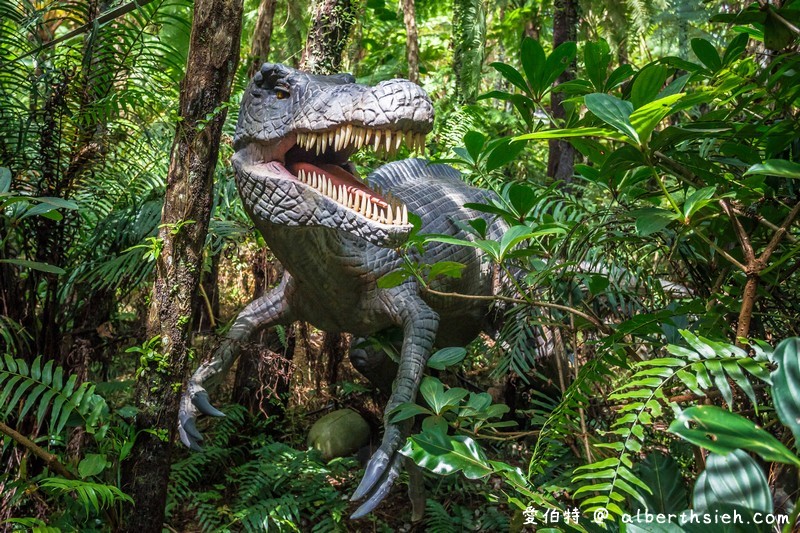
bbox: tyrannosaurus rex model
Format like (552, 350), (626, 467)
(178, 63), (507, 519)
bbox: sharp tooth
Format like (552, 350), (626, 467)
(353, 127), (361, 149)
(339, 185), (345, 203)
(308, 134), (316, 151)
(328, 131), (335, 149)
(299, 169), (306, 182)
(373, 131), (381, 152)
(311, 172), (317, 189)
(404, 131), (413, 151)
(394, 133), (402, 153)
(396, 206), (401, 224)
(385, 130), (392, 153)
(344, 124), (352, 149)
(386, 206), (393, 224)
(402, 205), (408, 224)
(347, 192), (353, 208)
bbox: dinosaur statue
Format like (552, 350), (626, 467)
(178, 63), (507, 519)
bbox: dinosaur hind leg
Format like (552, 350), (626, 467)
(348, 335), (399, 395)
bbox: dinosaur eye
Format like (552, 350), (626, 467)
(275, 88), (290, 100)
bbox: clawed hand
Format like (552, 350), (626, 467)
(178, 384), (226, 451)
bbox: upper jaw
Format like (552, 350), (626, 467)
(232, 121), (429, 246)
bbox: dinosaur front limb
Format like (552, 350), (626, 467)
(350, 298), (438, 518)
(178, 278), (293, 450)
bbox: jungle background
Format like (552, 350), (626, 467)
(1, 0), (800, 530)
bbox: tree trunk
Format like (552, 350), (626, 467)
(247, 0), (277, 78)
(300, 0), (355, 74)
(120, 0), (243, 528)
(547, 0), (578, 182)
(402, 0), (420, 83)
(453, 0), (486, 105)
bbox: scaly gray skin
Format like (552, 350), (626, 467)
(178, 63), (507, 519)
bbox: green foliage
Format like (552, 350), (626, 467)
(0, 355), (109, 438)
(39, 477), (133, 516)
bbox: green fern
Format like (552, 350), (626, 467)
(572, 330), (771, 518)
(39, 477), (133, 516)
(0, 355), (108, 437)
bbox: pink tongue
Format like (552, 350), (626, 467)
(287, 162), (389, 208)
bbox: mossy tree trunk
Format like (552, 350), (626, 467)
(301, 0), (355, 75)
(120, 0), (243, 529)
(402, 0), (420, 83)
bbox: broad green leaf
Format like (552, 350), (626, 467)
(541, 42), (577, 90)
(683, 186), (716, 220)
(377, 270), (409, 289)
(629, 93), (685, 144)
(428, 261), (466, 281)
(78, 454), (109, 479)
(401, 432), (493, 479)
(0, 167), (10, 193)
(691, 38), (722, 71)
(584, 39), (611, 91)
(631, 64), (668, 109)
(506, 183), (538, 218)
(631, 208), (679, 236)
(499, 224), (534, 254)
(606, 63), (635, 91)
(0, 259), (66, 275)
(388, 402), (432, 423)
(464, 131), (486, 162)
(520, 38), (545, 94)
(722, 33), (750, 65)
(427, 347), (467, 370)
(515, 127), (629, 143)
(633, 452), (688, 514)
(585, 93), (639, 142)
(693, 450), (772, 514)
(490, 62), (530, 95)
(669, 406), (800, 466)
(744, 159), (800, 178)
(770, 338), (800, 449)
(485, 138), (526, 172)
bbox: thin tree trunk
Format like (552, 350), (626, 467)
(300, 0), (355, 74)
(120, 0), (243, 528)
(247, 0), (277, 78)
(547, 0), (578, 182)
(402, 0), (420, 83)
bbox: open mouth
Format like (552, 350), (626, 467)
(249, 125), (427, 227)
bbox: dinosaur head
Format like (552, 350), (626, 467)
(232, 63), (434, 247)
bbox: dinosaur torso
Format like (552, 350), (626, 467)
(182, 63), (506, 520)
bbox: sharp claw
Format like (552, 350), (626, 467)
(351, 449), (390, 501)
(350, 455), (401, 519)
(181, 417), (204, 441)
(178, 425), (204, 452)
(192, 391), (226, 417)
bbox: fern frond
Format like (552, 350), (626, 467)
(39, 477), (133, 515)
(0, 355), (109, 437)
(571, 330), (771, 518)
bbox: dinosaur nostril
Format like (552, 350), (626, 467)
(253, 71), (264, 86)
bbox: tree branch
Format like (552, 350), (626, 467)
(420, 286), (611, 333)
(720, 200), (755, 264)
(0, 421), (74, 480)
(760, 200), (800, 263)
